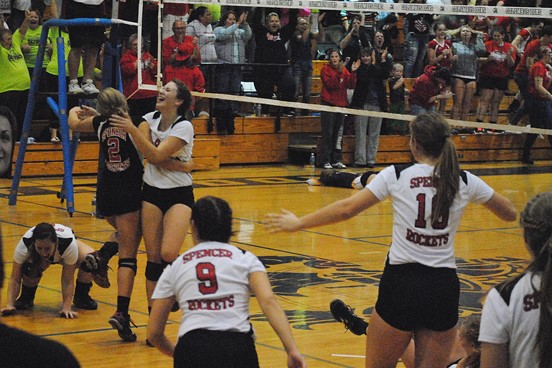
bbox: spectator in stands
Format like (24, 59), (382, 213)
(162, 20), (203, 119)
(351, 42), (391, 168)
(404, 3), (433, 78)
(0, 225), (81, 367)
(0, 14), (8, 30)
(409, 65), (453, 115)
(476, 27), (516, 132)
(509, 25), (552, 127)
(319, 49), (360, 169)
(120, 34), (158, 121)
(508, 18), (542, 119)
(251, 9), (297, 116)
(0, 10), (31, 141)
(186, 6), (217, 116)
(213, 10), (251, 133)
(520, 46), (552, 165)
(43, 25), (82, 142)
(19, 8), (47, 77)
(65, 0), (105, 95)
(0, 106), (14, 178)
(339, 14), (371, 66)
(480, 192), (552, 368)
(289, 15), (320, 116)
(428, 22), (453, 113)
(387, 63), (408, 135)
(450, 25), (485, 127)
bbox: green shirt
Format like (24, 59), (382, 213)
(19, 26), (50, 68)
(46, 27), (83, 77)
(0, 31), (31, 92)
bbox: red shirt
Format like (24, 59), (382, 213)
(120, 50), (158, 100)
(514, 38), (541, 76)
(320, 64), (357, 107)
(409, 66), (444, 109)
(480, 41), (515, 78)
(163, 65), (205, 110)
(528, 60), (551, 100)
(427, 38), (453, 69)
(161, 35), (201, 68)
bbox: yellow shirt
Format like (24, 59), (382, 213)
(46, 27), (83, 77)
(0, 31), (31, 93)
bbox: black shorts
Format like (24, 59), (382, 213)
(174, 329), (259, 368)
(66, 0), (106, 49)
(97, 177), (142, 217)
(478, 75), (509, 91)
(453, 76), (476, 85)
(142, 183), (194, 214)
(375, 259), (459, 332)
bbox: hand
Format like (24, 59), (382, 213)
(442, 49), (450, 56)
(381, 47), (388, 60)
(287, 350), (307, 368)
(20, 44), (31, 53)
(60, 309), (78, 319)
(1, 307), (16, 316)
(109, 113), (136, 133)
(264, 209), (301, 233)
(77, 105), (99, 120)
(238, 11), (248, 24)
(351, 59), (361, 72)
(318, 12), (326, 23)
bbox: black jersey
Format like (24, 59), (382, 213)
(93, 115), (144, 216)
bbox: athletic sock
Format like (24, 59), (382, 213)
(117, 296), (131, 315)
(99, 241), (119, 262)
(75, 281), (92, 298)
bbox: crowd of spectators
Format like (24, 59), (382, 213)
(1, 0), (552, 158)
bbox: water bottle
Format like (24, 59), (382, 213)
(309, 152), (316, 168)
(254, 103), (262, 117)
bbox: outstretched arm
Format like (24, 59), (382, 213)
(249, 272), (306, 368)
(265, 188), (380, 232)
(483, 192), (517, 222)
(60, 263), (78, 319)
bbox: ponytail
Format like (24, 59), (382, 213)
(432, 138), (460, 226)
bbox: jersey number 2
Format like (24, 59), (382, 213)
(415, 193), (449, 230)
(196, 262), (218, 294)
(107, 137), (122, 163)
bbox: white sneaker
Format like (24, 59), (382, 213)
(68, 83), (84, 94)
(332, 162), (347, 169)
(323, 163), (333, 169)
(82, 81), (99, 94)
(50, 136), (60, 143)
(198, 111), (210, 117)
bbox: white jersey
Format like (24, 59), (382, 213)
(152, 241), (266, 337)
(14, 224), (78, 265)
(479, 272), (541, 368)
(366, 163), (494, 268)
(142, 111), (194, 188)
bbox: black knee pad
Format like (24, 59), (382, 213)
(119, 258), (137, 274)
(145, 261), (164, 281)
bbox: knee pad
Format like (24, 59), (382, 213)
(118, 258), (137, 274)
(145, 261), (165, 281)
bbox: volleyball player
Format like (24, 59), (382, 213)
(1, 223), (114, 318)
(480, 192), (552, 368)
(69, 87), (192, 342)
(147, 196), (307, 368)
(265, 111), (517, 367)
(109, 80), (195, 331)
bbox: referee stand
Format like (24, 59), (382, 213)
(8, 18), (121, 216)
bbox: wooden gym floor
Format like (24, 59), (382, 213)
(1, 161), (551, 367)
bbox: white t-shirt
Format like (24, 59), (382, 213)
(152, 241), (266, 337)
(366, 163), (494, 268)
(14, 224), (79, 265)
(479, 272), (541, 368)
(142, 111), (194, 188)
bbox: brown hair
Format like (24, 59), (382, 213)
(96, 88), (129, 117)
(410, 112), (460, 226)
